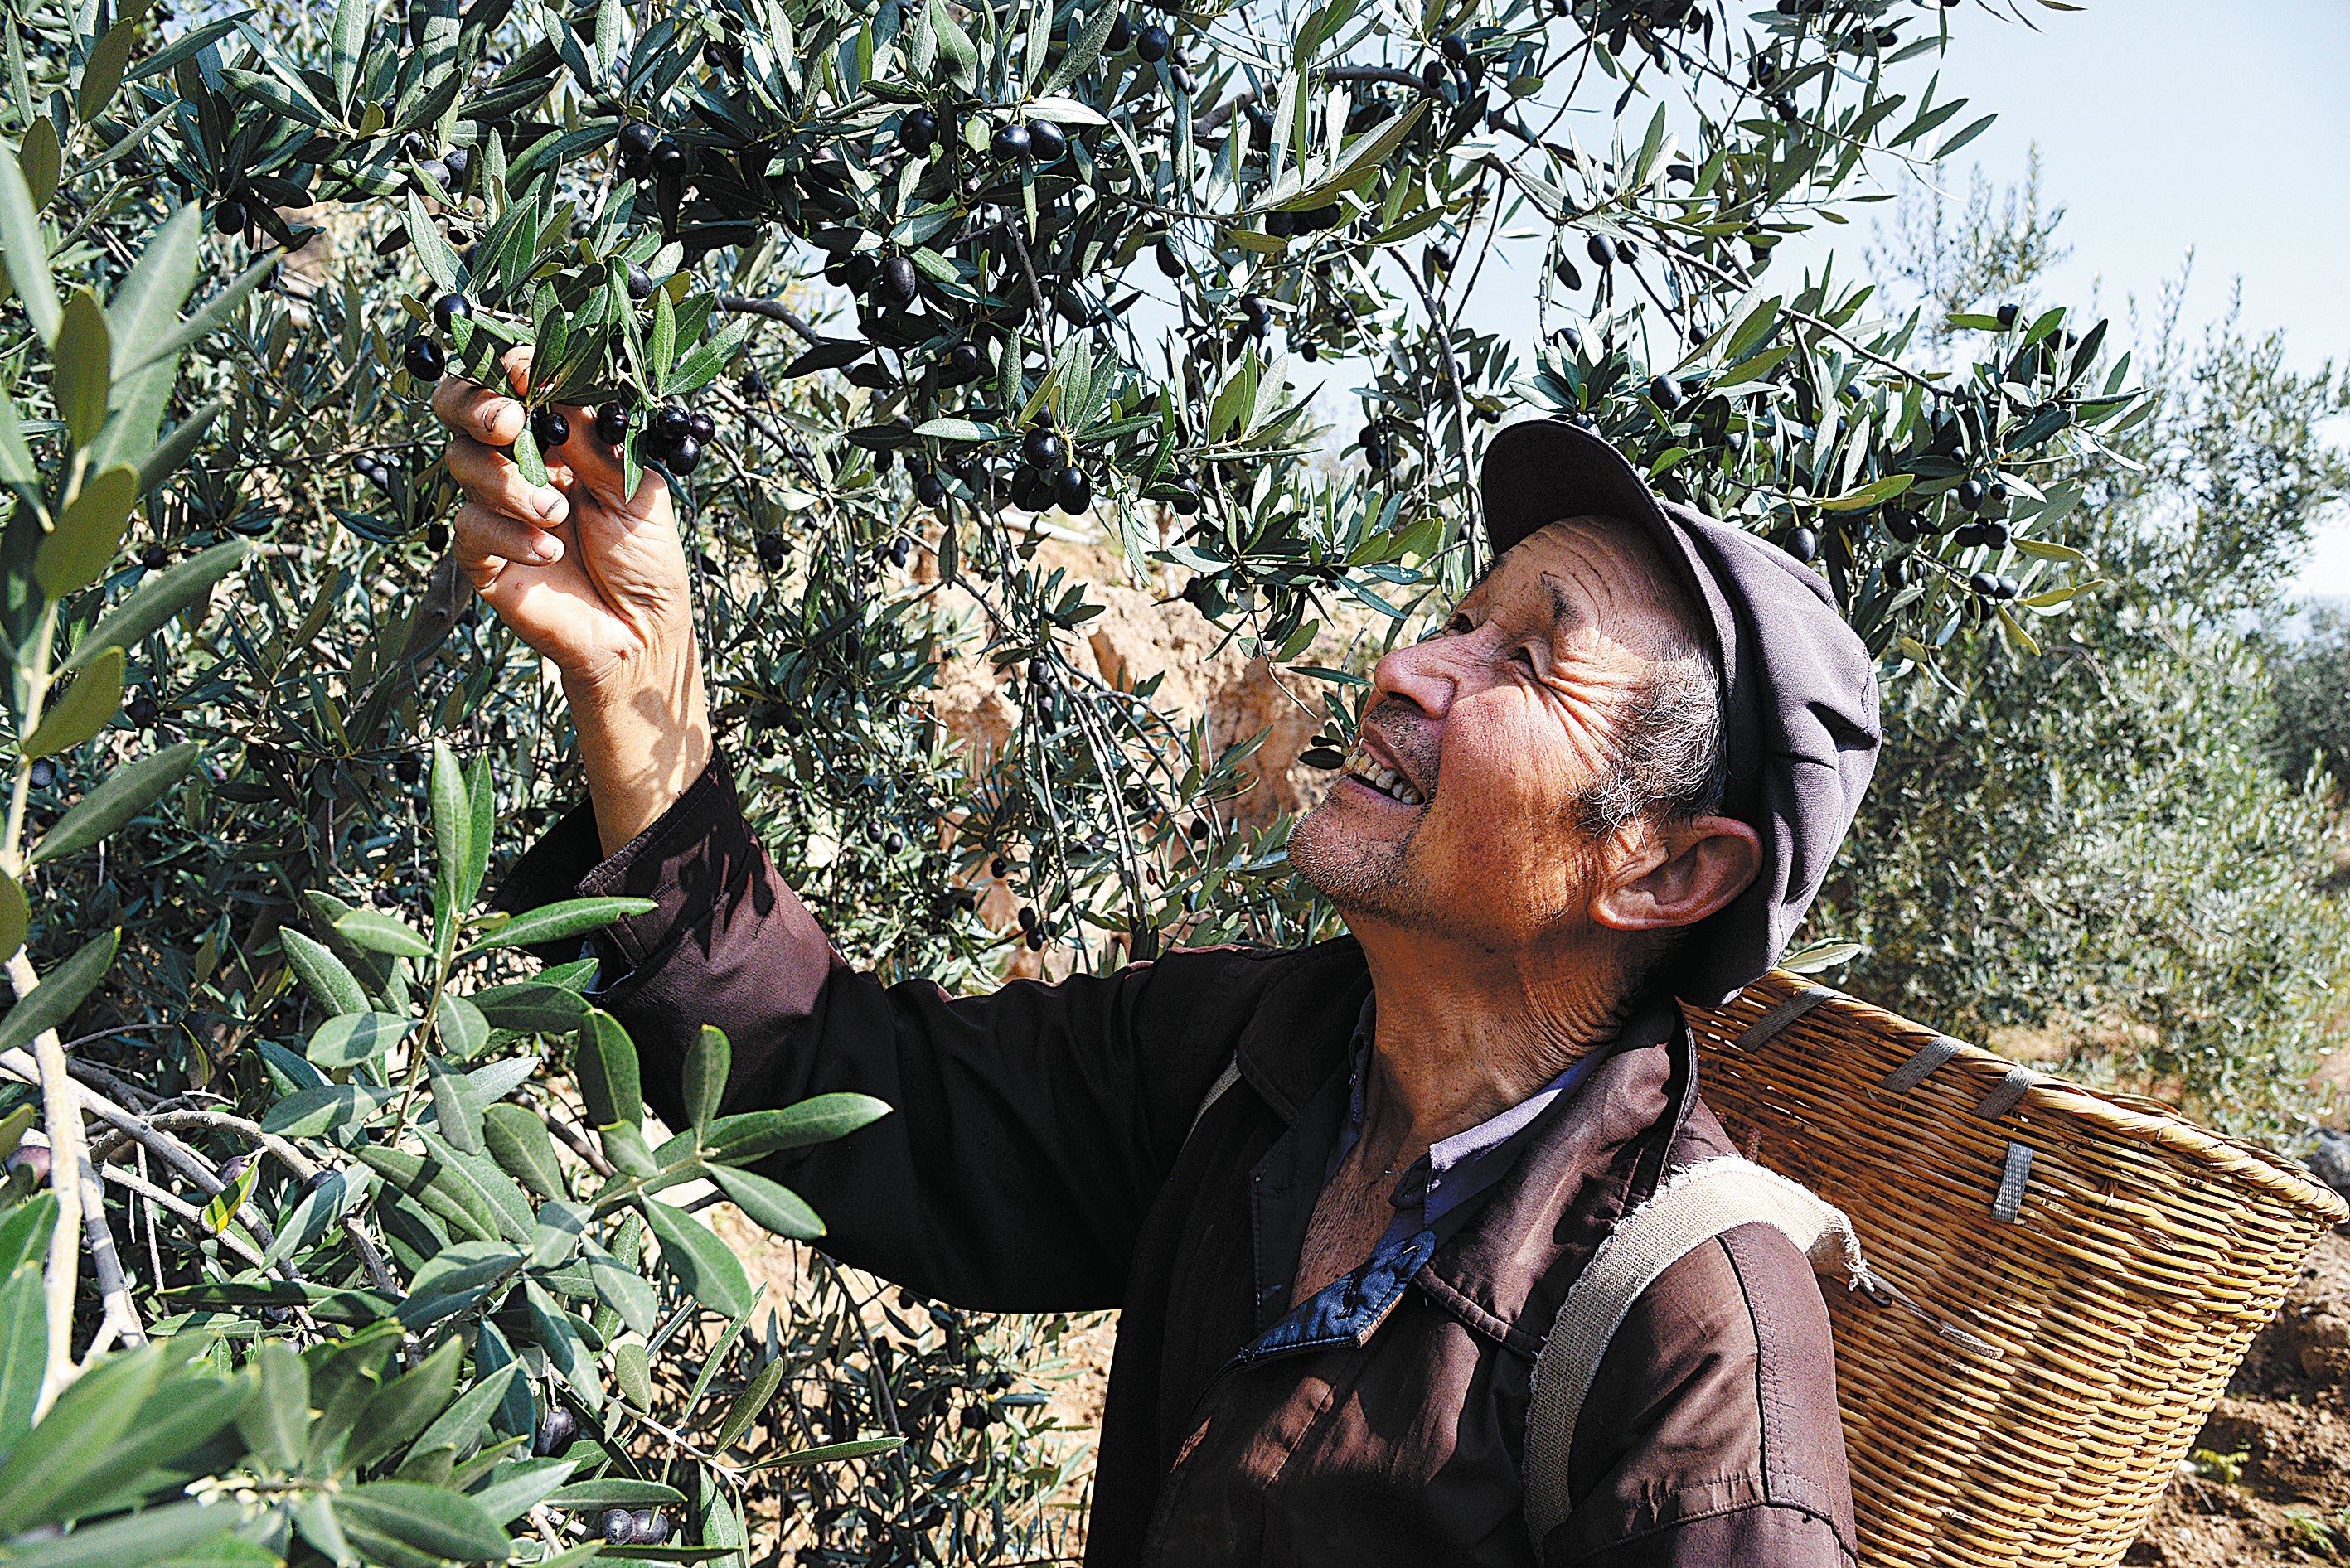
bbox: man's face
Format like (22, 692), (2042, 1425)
(1288, 517), (1699, 950)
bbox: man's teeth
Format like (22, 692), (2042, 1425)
(1341, 743), (1423, 806)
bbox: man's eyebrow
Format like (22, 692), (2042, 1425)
(1542, 576), (1588, 636)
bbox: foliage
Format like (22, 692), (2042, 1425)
(1814, 167), (2350, 1139)
(2262, 605), (2350, 798)
(0, 0), (2141, 1561)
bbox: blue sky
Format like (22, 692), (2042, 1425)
(1445, 0), (2350, 599)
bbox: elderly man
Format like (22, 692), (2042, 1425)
(438, 363), (1880, 1566)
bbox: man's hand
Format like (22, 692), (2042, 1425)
(434, 348), (712, 854)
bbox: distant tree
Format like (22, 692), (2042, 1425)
(1813, 167), (2350, 1138)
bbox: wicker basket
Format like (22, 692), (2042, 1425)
(1682, 971), (2348, 1568)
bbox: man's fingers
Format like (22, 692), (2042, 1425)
(447, 434), (572, 525)
(433, 377), (526, 446)
(427, 346), (541, 444)
(452, 501), (564, 583)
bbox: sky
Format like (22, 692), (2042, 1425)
(1443, 0), (2350, 600)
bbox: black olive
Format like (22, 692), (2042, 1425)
(125, 695), (160, 728)
(757, 535), (787, 569)
(1955, 478), (1985, 511)
(1297, 340), (1319, 362)
(212, 199), (246, 235)
(632, 1512), (669, 1546)
(1981, 519), (2010, 549)
(1616, 237), (1639, 263)
(1883, 558), (1911, 588)
(1027, 120), (1068, 165)
(654, 406), (692, 442)
(687, 412), (716, 443)
(884, 830), (905, 854)
(991, 123), (1032, 162)
(916, 472), (946, 507)
(1883, 511), (1918, 544)
(1024, 931), (1046, 951)
(416, 157), (451, 189)
(650, 138), (687, 177)
(1054, 466), (1093, 514)
(889, 535), (913, 568)
(443, 146), (472, 185)
(1170, 475), (1201, 515)
(880, 254), (919, 307)
(666, 435), (702, 473)
(618, 122), (660, 157)
(874, 445), (895, 473)
(402, 336), (447, 380)
(1021, 427), (1064, 470)
(433, 293), (471, 329)
(1264, 209), (1295, 239)
(140, 543), (168, 569)
(942, 341), (985, 383)
(1968, 570), (1999, 598)
(27, 760), (53, 789)
(602, 1510), (637, 1546)
(1553, 257), (1582, 291)
(739, 370), (768, 397)
(1995, 302), (2019, 329)
(1422, 60), (1445, 92)
(594, 403), (630, 447)
(1010, 466), (1054, 512)
(1587, 233), (1616, 269)
(1107, 11), (1131, 50)
(1646, 374), (1681, 410)
(1786, 526), (1818, 563)
(1017, 905), (1038, 931)
(627, 264), (657, 299)
(1136, 23), (1169, 60)
(1440, 31), (1467, 63)
(531, 408), (570, 449)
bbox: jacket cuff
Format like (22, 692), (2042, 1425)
(492, 754), (749, 974)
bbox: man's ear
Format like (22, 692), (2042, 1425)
(1590, 815), (1763, 933)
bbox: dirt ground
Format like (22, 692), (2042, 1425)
(2126, 1227), (2350, 1566)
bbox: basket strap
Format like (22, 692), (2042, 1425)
(1731, 985), (1835, 1052)
(1521, 1157), (1867, 1550)
(1880, 1034), (1965, 1091)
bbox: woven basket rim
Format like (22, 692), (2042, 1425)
(1700, 971), (2350, 1227)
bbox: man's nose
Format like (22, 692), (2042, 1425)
(1371, 636), (1466, 720)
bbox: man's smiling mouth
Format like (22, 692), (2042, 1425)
(1340, 739), (1426, 806)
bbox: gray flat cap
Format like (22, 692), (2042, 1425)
(1480, 418), (1882, 1006)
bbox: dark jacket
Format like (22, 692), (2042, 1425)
(497, 759), (1857, 1566)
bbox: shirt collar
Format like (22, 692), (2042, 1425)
(1327, 995), (1616, 1236)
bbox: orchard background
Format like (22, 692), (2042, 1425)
(0, 0), (2341, 1562)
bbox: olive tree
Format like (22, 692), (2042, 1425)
(0, 0), (2144, 1562)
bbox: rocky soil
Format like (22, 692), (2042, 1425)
(2127, 1227), (2350, 1566)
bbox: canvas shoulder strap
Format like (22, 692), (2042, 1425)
(1521, 1156), (1868, 1550)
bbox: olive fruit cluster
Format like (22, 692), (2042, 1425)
(1952, 518), (2010, 551)
(599, 1508), (671, 1546)
(1357, 422), (1396, 472)
(615, 121), (688, 180)
(990, 118), (1069, 166)
(1007, 423), (1093, 515)
(1968, 571), (2022, 601)
(644, 405), (715, 474)
(351, 452), (399, 493)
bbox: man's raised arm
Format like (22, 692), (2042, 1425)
(434, 354), (1238, 1310)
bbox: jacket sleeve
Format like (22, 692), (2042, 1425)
(492, 754), (1243, 1314)
(1542, 1223), (1858, 1568)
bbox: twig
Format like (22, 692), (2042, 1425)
(17, 951), (85, 1416)
(78, 1157), (144, 1348)
(1398, 264), (1479, 518)
(715, 296), (820, 344)
(137, 1145), (163, 1292)
(1316, 65), (1438, 94)
(99, 1164), (273, 1272)
(1666, 241), (1941, 392)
